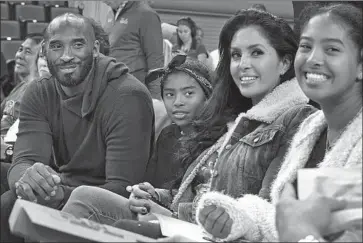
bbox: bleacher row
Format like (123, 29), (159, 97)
(1, 1), (82, 60)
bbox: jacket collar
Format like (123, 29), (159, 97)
(270, 108), (362, 203)
(220, 78), (308, 154)
(245, 78), (308, 124)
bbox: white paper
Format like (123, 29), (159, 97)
(298, 168), (362, 234)
(9, 199), (156, 242)
(4, 118), (19, 143)
(152, 213), (209, 242)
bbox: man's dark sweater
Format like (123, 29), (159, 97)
(8, 55), (155, 202)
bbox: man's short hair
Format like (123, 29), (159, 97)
(43, 13), (110, 55)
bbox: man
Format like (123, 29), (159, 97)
(1, 13), (154, 242)
(102, 0), (164, 99)
(0, 33), (43, 135)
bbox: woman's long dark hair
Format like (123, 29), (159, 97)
(176, 17), (198, 51)
(170, 9), (298, 190)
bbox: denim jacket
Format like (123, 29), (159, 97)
(156, 79), (316, 223)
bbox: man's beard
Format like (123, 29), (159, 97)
(48, 55), (94, 87)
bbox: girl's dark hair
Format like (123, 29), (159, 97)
(171, 9), (298, 190)
(176, 17), (198, 50)
(296, 2), (362, 59)
(161, 59), (215, 99)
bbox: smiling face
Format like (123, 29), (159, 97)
(45, 18), (98, 87)
(14, 38), (40, 77)
(162, 72), (206, 128)
(229, 26), (288, 104)
(294, 13), (362, 105)
(177, 24), (192, 44)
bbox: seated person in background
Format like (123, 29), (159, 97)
(0, 13), (154, 242)
(0, 33), (43, 135)
(196, 3), (362, 242)
(173, 17), (208, 64)
(145, 55), (215, 188)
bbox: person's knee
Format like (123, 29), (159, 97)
(1, 190), (17, 212)
(68, 185), (95, 202)
(1, 190), (17, 227)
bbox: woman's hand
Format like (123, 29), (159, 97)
(276, 183), (347, 241)
(198, 204), (233, 239)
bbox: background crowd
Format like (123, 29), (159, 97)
(0, 1), (362, 242)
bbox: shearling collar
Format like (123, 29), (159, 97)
(222, 78), (308, 154)
(271, 108), (362, 203)
(244, 78), (308, 124)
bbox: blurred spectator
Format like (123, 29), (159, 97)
(195, 26), (214, 70)
(0, 33), (43, 135)
(195, 26), (204, 46)
(161, 22), (178, 46)
(173, 17), (208, 65)
(103, 0), (164, 99)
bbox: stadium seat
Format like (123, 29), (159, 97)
(26, 21), (48, 35)
(50, 6), (80, 20)
(1, 3), (9, 19)
(1, 20), (21, 40)
(1, 40), (22, 60)
(15, 4), (46, 22)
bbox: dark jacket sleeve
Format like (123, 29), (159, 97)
(8, 81), (53, 191)
(99, 93), (154, 197)
(139, 10), (164, 71)
(258, 105), (317, 200)
(139, 10), (164, 99)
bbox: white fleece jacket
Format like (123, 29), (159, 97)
(196, 109), (362, 242)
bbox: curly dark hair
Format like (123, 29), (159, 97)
(171, 9), (298, 190)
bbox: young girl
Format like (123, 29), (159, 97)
(145, 56), (215, 188)
(61, 9), (314, 234)
(172, 17), (209, 64)
(196, 3), (362, 242)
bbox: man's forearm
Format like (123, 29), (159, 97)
(7, 162), (32, 191)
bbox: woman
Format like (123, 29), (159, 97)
(172, 17), (208, 64)
(144, 55), (215, 188)
(196, 3), (362, 242)
(60, 9), (314, 233)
